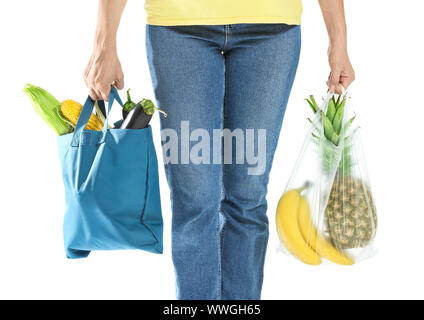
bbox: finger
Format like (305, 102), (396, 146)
(114, 75), (124, 90)
(335, 84), (343, 95)
(84, 57), (93, 78)
(340, 75), (354, 91)
(326, 80), (342, 94)
(114, 62), (125, 90)
(84, 59), (94, 87)
(89, 88), (99, 101)
(97, 84), (111, 102)
(84, 75), (93, 89)
(84, 76), (89, 88)
(328, 69), (341, 94)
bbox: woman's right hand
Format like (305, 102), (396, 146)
(84, 41), (124, 101)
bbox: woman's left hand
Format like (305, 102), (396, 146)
(327, 44), (355, 94)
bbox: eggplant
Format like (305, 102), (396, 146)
(123, 89), (136, 119)
(121, 91), (167, 129)
(120, 103), (152, 129)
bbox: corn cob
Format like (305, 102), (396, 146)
(60, 100), (104, 131)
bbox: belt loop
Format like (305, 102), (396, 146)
(224, 25), (230, 50)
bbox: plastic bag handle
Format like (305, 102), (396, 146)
(322, 86), (347, 110)
(71, 87), (123, 147)
(326, 85), (347, 97)
(322, 91), (334, 110)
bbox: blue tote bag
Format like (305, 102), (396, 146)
(57, 87), (163, 259)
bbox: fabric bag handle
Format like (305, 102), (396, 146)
(71, 87), (123, 147)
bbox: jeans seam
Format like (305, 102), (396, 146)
(219, 219), (226, 299)
(216, 56), (227, 300)
(216, 212), (222, 300)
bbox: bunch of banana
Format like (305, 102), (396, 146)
(276, 186), (354, 266)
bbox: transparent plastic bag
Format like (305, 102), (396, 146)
(276, 91), (377, 265)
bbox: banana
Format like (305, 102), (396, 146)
(297, 197), (355, 266)
(276, 190), (321, 265)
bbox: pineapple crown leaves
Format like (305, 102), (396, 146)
(306, 94), (357, 147)
(306, 93), (359, 176)
(305, 95), (319, 113)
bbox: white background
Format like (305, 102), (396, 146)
(0, 0), (423, 300)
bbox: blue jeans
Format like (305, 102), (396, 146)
(146, 23), (301, 300)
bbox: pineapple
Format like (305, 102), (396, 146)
(325, 173), (377, 249)
(306, 94), (377, 250)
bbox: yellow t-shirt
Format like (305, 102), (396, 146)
(144, 0), (302, 26)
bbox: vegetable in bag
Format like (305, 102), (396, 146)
(121, 90), (167, 129)
(123, 89), (137, 118)
(23, 84), (73, 135)
(60, 99), (104, 131)
(25, 85), (167, 134)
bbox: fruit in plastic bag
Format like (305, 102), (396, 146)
(276, 92), (377, 265)
(306, 94), (378, 251)
(297, 194), (354, 265)
(325, 151), (378, 250)
(276, 188), (322, 265)
(277, 185), (354, 266)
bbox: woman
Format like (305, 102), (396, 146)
(84, 0), (354, 300)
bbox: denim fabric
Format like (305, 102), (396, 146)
(146, 23), (301, 300)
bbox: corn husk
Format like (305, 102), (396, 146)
(24, 84), (73, 135)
